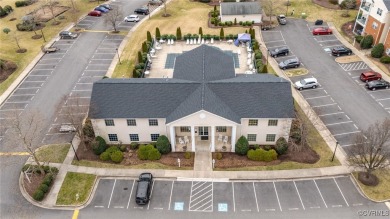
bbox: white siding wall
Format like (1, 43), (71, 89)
(240, 118), (292, 145)
(91, 118), (167, 144)
(370, 0), (389, 23)
(221, 14), (261, 23)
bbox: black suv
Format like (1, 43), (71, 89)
(278, 58), (300, 70)
(59, 31), (78, 39)
(134, 7), (149, 15)
(270, 47), (289, 57)
(135, 173), (153, 205)
(331, 46), (352, 56)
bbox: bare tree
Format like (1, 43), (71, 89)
(260, 0), (276, 24)
(58, 94), (89, 149)
(8, 110), (45, 174)
(348, 119), (390, 185)
(104, 6), (123, 32)
(47, 0), (58, 23)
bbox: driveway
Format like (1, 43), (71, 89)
(262, 19), (390, 154)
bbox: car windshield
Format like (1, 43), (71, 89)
(300, 79), (306, 85)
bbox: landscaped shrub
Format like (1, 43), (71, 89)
(105, 146), (120, 154)
(234, 18), (237, 25)
(255, 52), (262, 59)
(155, 27), (161, 40)
(16, 23), (34, 31)
(130, 142), (139, 150)
(192, 34), (199, 39)
(92, 136), (107, 155)
(253, 144), (260, 149)
(360, 35), (374, 49)
(176, 27), (182, 40)
(100, 151), (110, 161)
(245, 21), (252, 26)
(111, 150), (124, 163)
(214, 35), (220, 40)
(119, 145), (127, 152)
(264, 145), (272, 151)
(156, 135), (171, 154)
(43, 175), (53, 186)
(215, 152), (223, 160)
(137, 144), (154, 160)
(355, 35), (363, 43)
(235, 136), (249, 155)
(39, 184), (49, 193)
(0, 7), (6, 17)
(184, 152), (191, 159)
(33, 189), (45, 201)
(261, 65), (268, 73)
(147, 148), (161, 160)
(219, 28), (224, 40)
(328, 0), (338, 4)
(15, 0), (31, 7)
(239, 21), (243, 25)
(371, 43), (384, 58)
(340, 0), (356, 9)
(161, 34), (169, 40)
(380, 55), (390, 64)
(275, 137), (288, 155)
(247, 148), (277, 162)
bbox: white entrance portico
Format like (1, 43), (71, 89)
(167, 110), (238, 152)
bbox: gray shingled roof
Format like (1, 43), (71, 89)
(384, 0), (390, 10)
(220, 2), (261, 16)
(89, 45), (294, 123)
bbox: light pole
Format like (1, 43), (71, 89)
(331, 141), (338, 162)
(41, 29), (46, 42)
(116, 48), (121, 64)
(286, 0), (290, 16)
(266, 49), (269, 66)
(70, 140), (79, 161)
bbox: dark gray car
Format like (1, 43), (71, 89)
(270, 47), (289, 57)
(277, 15), (287, 25)
(59, 31), (78, 39)
(278, 58), (300, 69)
(135, 173), (153, 205)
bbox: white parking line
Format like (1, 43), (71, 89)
(316, 39), (339, 43)
(273, 182), (282, 211)
(305, 95), (330, 100)
(313, 180), (328, 208)
(265, 40), (285, 43)
(340, 143), (356, 147)
(253, 182), (259, 212)
(232, 182), (236, 212)
(168, 181), (174, 210)
(319, 112), (344, 117)
(333, 178), (349, 207)
(127, 180), (135, 209)
(94, 206), (104, 208)
(107, 179), (117, 208)
(354, 124), (359, 129)
(293, 181), (305, 210)
(377, 97), (390, 101)
(345, 115), (350, 120)
(325, 121), (353, 126)
(332, 205), (343, 208)
(333, 131), (361, 136)
(266, 45), (287, 49)
(298, 87), (324, 92)
(312, 103), (337, 108)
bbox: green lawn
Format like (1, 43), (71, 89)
(215, 102), (340, 171)
(35, 144), (70, 163)
(0, 0), (100, 95)
(56, 172), (96, 206)
(72, 160), (193, 170)
(352, 170), (390, 202)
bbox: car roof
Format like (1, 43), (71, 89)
(303, 77), (317, 82)
(128, 15), (138, 17)
(362, 71), (380, 76)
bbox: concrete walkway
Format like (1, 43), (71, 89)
(16, 20), (390, 210)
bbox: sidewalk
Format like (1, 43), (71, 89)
(20, 20), (389, 210)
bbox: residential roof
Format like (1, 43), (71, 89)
(89, 45), (294, 123)
(220, 2), (261, 16)
(384, 0), (390, 10)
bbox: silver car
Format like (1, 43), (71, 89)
(294, 77), (319, 90)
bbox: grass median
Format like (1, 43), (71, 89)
(36, 144), (70, 163)
(0, 0), (99, 95)
(56, 172), (96, 206)
(72, 160), (192, 170)
(352, 170), (390, 202)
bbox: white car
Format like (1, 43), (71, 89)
(124, 15), (140, 22)
(59, 124), (76, 133)
(294, 77), (319, 90)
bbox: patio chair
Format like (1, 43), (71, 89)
(198, 38), (201, 44)
(223, 136), (228, 144)
(184, 136), (189, 144)
(186, 39), (189, 44)
(190, 39), (193, 45)
(211, 38), (214, 44)
(201, 38), (205, 44)
(179, 137), (184, 144)
(218, 134), (222, 142)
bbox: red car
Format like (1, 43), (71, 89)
(360, 71), (382, 82)
(312, 27), (332, 35)
(88, 10), (102, 17)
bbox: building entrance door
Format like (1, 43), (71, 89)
(198, 126), (209, 140)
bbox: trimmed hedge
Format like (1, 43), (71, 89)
(148, 148), (161, 160)
(156, 135), (171, 154)
(275, 137), (288, 155)
(137, 144), (161, 160)
(92, 136), (107, 155)
(247, 148), (278, 162)
(15, 0), (32, 7)
(33, 189), (45, 201)
(235, 136), (249, 155)
(130, 142), (139, 150)
(111, 150), (124, 163)
(99, 151), (110, 161)
(371, 43), (384, 58)
(184, 152), (191, 159)
(360, 35), (374, 49)
(380, 56), (390, 64)
(31, 172), (56, 201)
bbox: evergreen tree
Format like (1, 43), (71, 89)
(220, 28), (224, 40)
(176, 27), (182, 40)
(142, 42), (147, 53)
(199, 27), (203, 36)
(138, 51), (142, 63)
(250, 28), (255, 39)
(155, 27), (161, 40)
(147, 31), (152, 42)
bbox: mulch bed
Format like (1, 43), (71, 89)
(213, 146), (319, 169)
(23, 173), (46, 198)
(358, 172), (379, 186)
(76, 143), (195, 167)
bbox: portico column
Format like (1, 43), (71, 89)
(211, 126), (215, 152)
(170, 126), (175, 152)
(231, 125), (237, 152)
(191, 125), (195, 152)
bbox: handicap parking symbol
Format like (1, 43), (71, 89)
(174, 202), (184, 211)
(218, 203), (228, 212)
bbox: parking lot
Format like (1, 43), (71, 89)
(262, 20), (390, 155)
(43, 34), (124, 144)
(86, 176), (370, 214)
